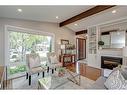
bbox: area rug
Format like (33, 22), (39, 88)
(9, 72), (95, 89)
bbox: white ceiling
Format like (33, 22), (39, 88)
(0, 6), (127, 32)
(66, 6), (127, 31)
(0, 6), (93, 23)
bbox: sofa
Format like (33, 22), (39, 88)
(90, 66), (127, 89)
(90, 76), (107, 89)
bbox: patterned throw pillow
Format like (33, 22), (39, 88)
(104, 69), (127, 89)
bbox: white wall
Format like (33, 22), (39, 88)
(0, 18), (75, 66)
(96, 19), (127, 68)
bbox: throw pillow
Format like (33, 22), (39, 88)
(29, 55), (40, 68)
(50, 55), (58, 64)
(103, 69), (113, 78)
(104, 69), (127, 89)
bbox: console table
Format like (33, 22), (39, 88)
(59, 54), (76, 67)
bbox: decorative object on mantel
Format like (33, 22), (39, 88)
(98, 40), (104, 49)
(123, 46), (127, 66)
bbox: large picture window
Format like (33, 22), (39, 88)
(5, 26), (54, 78)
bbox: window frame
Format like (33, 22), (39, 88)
(5, 25), (55, 77)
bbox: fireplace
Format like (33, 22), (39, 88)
(101, 56), (122, 70)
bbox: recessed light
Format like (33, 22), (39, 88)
(17, 9), (22, 12)
(74, 24), (78, 26)
(56, 16), (59, 19)
(112, 10), (116, 14)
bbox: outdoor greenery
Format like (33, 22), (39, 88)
(9, 31), (52, 75)
(9, 65), (27, 75)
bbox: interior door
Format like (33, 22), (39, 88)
(76, 38), (86, 60)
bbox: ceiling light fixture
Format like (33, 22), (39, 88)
(74, 24), (78, 26)
(112, 10), (116, 14)
(56, 16), (59, 19)
(17, 9), (22, 12)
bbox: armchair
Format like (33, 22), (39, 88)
(26, 53), (45, 85)
(47, 52), (62, 73)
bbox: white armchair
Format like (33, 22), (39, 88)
(26, 53), (45, 85)
(47, 52), (62, 73)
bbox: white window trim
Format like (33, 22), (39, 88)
(4, 25), (55, 67)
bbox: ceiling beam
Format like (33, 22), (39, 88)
(75, 30), (87, 35)
(59, 5), (116, 27)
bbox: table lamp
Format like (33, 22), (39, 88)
(60, 45), (65, 54)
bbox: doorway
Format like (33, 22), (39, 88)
(76, 38), (86, 60)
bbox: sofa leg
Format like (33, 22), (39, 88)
(55, 68), (56, 71)
(26, 73), (28, 79)
(29, 75), (31, 86)
(52, 69), (54, 74)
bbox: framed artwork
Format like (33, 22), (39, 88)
(61, 39), (69, 45)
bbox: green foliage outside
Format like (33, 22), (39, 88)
(9, 31), (52, 75)
(9, 65), (27, 75)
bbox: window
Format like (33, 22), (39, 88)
(5, 26), (54, 78)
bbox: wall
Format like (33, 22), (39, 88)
(0, 18), (75, 66)
(96, 19), (127, 68)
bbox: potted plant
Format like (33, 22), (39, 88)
(98, 40), (104, 49)
(58, 67), (65, 77)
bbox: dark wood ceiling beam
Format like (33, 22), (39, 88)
(60, 5), (116, 27)
(75, 30), (87, 35)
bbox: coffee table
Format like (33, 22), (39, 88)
(38, 67), (80, 89)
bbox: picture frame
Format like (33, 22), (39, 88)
(61, 39), (69, 45)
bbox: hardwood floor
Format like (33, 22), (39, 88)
(67, 63), (101, 81)
(85, 66), (101, 81)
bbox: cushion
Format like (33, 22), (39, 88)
(103, 69), (113, 78)
(50, 55), (58, 64)
(121, 66), (127, 79)
(29, 54), (40, 68)
(104, 69), (127, 89)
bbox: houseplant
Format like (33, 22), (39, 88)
(98, 40), (104, 49)
(58, 67), (65, 77)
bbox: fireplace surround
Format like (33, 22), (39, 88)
(101, 56), (122, 70)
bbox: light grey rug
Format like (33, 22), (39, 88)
(9, 72), (95, 90)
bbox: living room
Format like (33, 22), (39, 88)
(0, 5), (127, 90)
